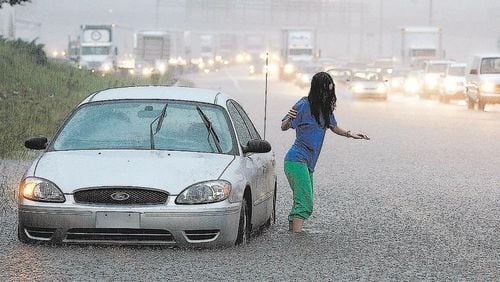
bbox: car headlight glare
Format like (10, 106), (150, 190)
(480, 81), (495, 92)
(301, 74), (311, 83)
(404, 78), (420, 93)
(284, 64), (295, 74)
(425, 75), (438, 88)
(176, 180), (231, 204)
(352, 84), (364, 93)
(376, 83), (387, 93)
(444, 79), (458, 92)
(20, 177), (65, 203)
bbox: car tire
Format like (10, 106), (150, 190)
(266, 181), (277, 227)
(467, 96), (475, 110)
(478, 96), (486, 111)
(235, 198), (250, 246)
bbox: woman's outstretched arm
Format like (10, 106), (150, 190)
(330, 125), (370, 140)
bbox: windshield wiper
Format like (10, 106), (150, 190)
(196, 106), (222, 153)
(149, 103), (168, 149)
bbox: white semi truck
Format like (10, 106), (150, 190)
(279, 29), (316, 80)
(400, 27), (444, 68)
(134, 30), (186, 75)
(78, 25), (117, 72)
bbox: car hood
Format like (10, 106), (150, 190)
(34, 150), (235, 194)
(350, 81), (383, 88)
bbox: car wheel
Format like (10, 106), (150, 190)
(478, 99), (486, 111)
(467, 96), (475, 110)
(235, 198), (250, 246)
(266, 181), (277, 227)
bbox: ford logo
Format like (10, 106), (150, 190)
(110, 192), (130, 201)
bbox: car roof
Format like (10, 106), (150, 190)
(449, 63), (467, 67)
(472, 53), (500, 58)
(426, 60), (454, 64)
(80, 86), (228, 106)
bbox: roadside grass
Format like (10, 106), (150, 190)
(0, 38), (175, 212)
(0, 38), (175, 158)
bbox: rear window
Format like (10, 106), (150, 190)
(480, 58), (500, 74)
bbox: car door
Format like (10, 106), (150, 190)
(226, 100), (272, 226)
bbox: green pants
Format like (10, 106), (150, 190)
(284, 161), (314, 221)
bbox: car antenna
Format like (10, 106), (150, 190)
(263, 52), (269, 140)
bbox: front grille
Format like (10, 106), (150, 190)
(184, 229), (220, 242)
(25, 227), (56, 240)
(87, 62), (101, 69)
(65, 228), (174, 243)
(74, 188), (168, 205)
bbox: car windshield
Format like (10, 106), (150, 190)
(427, 64), (448, 73)
(81, 46), (110, 55)
(448, 66), (465, 76)
(352, 72), (381, 81)
(51, 100), (236, 154)
(480, 58), (500, 74)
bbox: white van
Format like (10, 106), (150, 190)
(466, 54), (500, 111)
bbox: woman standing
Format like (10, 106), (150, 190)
(281, 72), (369, 233)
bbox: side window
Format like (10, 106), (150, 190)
(227, 101), (252, 147)
(232, 101), (261, 140)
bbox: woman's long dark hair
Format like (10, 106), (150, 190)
(308, 72), (337, 128)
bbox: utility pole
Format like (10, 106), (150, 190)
(378, 0), (383, 56)
(429, 0), (433, 26)
(155, 0), (160, 29)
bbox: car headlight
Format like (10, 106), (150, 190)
(425, 75), (438, 89)
(376, 83), (387, 93)
(445, 79), (458, 92)
(480, 81), (495, 92)
(352, 84), (364, 93)
(19, 177), (65, 203)
(301, 74), (311, 83)
(284, 63), (295, 74)
(176, 180), (231, 204)
(101, 63), (112, 73)
(404, 78), (420, 93)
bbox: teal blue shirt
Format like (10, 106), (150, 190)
(283, 97), (337, 172)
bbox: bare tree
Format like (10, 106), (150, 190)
(0, 0), (30, 8)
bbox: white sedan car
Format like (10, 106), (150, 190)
(18, 86), (276, 247)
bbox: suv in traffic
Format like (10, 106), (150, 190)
(466, 54), (500, 111)
(421, 60), (454, 98)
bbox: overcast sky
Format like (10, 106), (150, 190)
(12, 0), (500, 62)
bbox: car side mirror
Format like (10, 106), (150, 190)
(25, 136), (48, 150)
(469, 69), (478, 75)
(243, 139), (271, 154)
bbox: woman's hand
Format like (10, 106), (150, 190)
(349, 131), (370, 140)
(281, 108), (297, 131)
(288, 108), (297, 119)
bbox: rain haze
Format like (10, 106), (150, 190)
(0, 0), (499, 281)
(11, 0), (500, 61)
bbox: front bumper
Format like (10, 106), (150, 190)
(352, 91), (387, 99)
(18, 196), (241, 247)
(480, 92), (500, 104)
